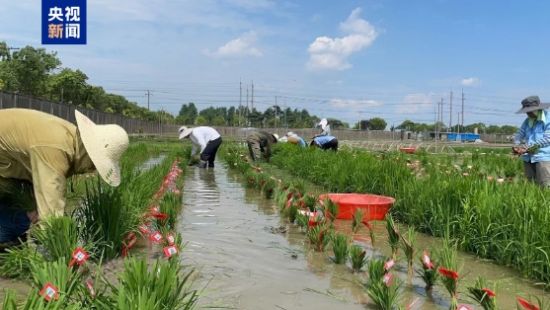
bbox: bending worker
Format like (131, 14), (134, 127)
(286, 132), (306, 148)
(179, 126), (222, 168)
(0, 108), (129, 245)
(310, 135), (338, 151)
(513, 95), (550, 187)
(246, 131), (278, 161)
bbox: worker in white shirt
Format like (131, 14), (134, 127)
(178, 126), (222, 168)
(315, 118), (331, 137)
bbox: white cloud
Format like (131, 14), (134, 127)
(397, 93), (434, 114)
(205, 32), (262, 58)
(461, 77), (481, 87)
(307, 8), (378, 70)
(329, 98), (382, 110)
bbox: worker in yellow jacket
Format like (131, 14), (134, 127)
(0, 108), (129, 245)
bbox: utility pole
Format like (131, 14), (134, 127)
(239, 81), (242, 127)
(251, 80), (254, 111)
(246, 86), (249, 126)
(146, 90), (151, 110)
(449, 90), (453, 133)
(461, 89), (465, 129)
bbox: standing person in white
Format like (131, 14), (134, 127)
(179, 126), (222, 168)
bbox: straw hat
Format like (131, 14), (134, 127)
(178, 126), (193, 139)
(75, 110), (129, 187)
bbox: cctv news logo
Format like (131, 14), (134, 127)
(42, 0), (87, 44)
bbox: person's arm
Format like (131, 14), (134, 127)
(29, 147), (71, 220)
(528, 122), (550, 150)
(514, 120), (527, 145)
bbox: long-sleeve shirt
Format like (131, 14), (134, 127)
(189, 126), (221, 156)
(0, 108), (94, 219)
(312, 135), (336, 147)
(514, 110), (550, 163)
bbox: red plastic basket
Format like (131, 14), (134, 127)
(318, 193), (395, 221)
(399, 147), (416, 154)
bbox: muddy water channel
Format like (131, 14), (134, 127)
(179, 162), (548, 310)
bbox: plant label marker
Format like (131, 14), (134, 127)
(457, 305), (473, 310)
(39, 282), (59, 301)
(86, 279), (96, 298)
(163, 245), (178, 258)
(422, 251), (433, 269)
(150, 231), (163, 243)
(382, 273), (393, 286)
(384, 259), (395, 271)
(139, 224), (150, 235)
(69, 247), (89, 267)
(166, 234), (175, 245)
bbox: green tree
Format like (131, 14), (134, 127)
(195, 115), (208, 125)
(9, 46), (61, 95)
(47, 68), (88, 104)
(366, 117), (387, 130)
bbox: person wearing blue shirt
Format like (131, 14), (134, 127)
(286, 132), (306, 148)
(513, 96), (550, 187)
(311, 135), (338, 151)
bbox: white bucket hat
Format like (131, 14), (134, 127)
(318, 118), (328, 128)
(273, 133), (279, 141)
(178, 126), (193, 140)
(75, 110), (129, 187)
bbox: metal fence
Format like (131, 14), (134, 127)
(0, 92), (181, 135)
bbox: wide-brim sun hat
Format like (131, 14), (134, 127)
(516, 96), (550, 114)
(178, 126), (193, 139)
(75, 110), (129, 187)
(273, 133), (280, 141)
(318, 118), (328, 128)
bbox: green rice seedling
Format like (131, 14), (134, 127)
(417, 250), (438, 290)
(323, 198), (338, 225)
(295, 213), (308, 230)
(302, 194), (317, 212)
(287, 202), (298, 224)
(331, 233), (350, 264)
(367, 258), (386, 285)
(29, 258), (85, 303)
(98, 257), (199, 310)
(261, 178), (277, 199)
(31, 216), (83, 262)
(401, 227), (416, 279)
(352, 209), (364, 234)
(159, 192), (181, 230)
(467, 277), (497, 310)
(386, 214), (400, 260)
(8, 290), (81, 310)
(2, 289), (17, 310)
(76, 177), (139, 260)
(0, 243), (45, 279)
(307, 225), (330, 252)
(349, 244), (367, 272)
(437, 239), (460, 310)
(367, 277), (403, 310)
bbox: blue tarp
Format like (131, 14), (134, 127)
(446, 133), (480, 142)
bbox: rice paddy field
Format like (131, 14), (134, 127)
(1, 138), (549, 309)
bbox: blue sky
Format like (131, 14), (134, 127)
(2, 0), (550, 127)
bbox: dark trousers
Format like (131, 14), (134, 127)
(320, 138), (338, 151)
(0, 200), (30, 244)
(200, 137), (222, 168)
